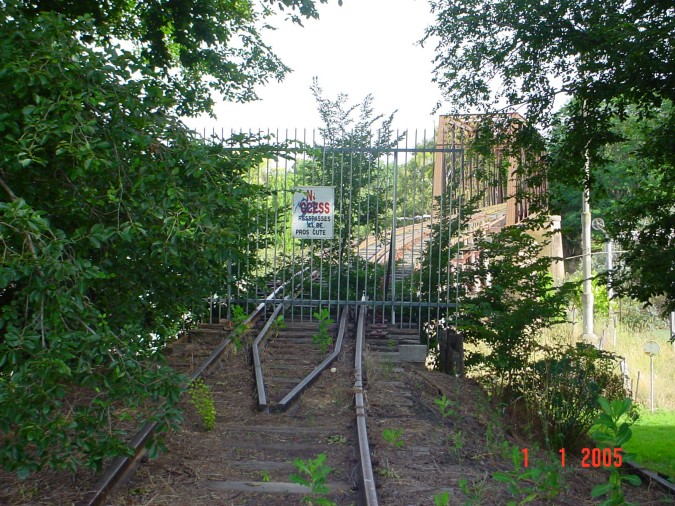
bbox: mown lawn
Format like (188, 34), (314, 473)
(623, 409), (675, 480)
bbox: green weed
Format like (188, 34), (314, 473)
(382, 428), (405, 448)
(435, 394), (457, 418)
(187, 378), (216, 431)
(229, 304), (248, 351)
(290, 453), (335, 506)
(493, 446), (563, 505)
(434, 491), (450, 506)
(312, 307), (334, 353)
(590, 397), (641, 505)
(458, 478), (483, 506)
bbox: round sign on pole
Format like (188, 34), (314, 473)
(644, 341), (660, 356)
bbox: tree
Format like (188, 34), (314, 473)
(458, 221), (572, 396)
(0, 7), (302, 475)
(549, 102), (675, 314)
(425, 0), (674, 311)
(11, 0), (338, 115)
(301, 79), (403, 259)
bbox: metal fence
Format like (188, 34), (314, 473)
(201, 127), (506, 331)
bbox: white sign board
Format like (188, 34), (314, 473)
(292, 186), (334, 239)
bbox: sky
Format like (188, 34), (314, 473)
(183, 0), (445, 136)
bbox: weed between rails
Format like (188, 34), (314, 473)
(187, 379), (216, 431)
(312, 307), (334, 353)
(290, 453), (336, 506)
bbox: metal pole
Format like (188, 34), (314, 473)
(390, 152), (399, 325)
(650, 355), (655, 413)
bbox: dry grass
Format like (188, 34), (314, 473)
(538, 317), (674, 411)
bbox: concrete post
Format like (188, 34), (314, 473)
(581, 154), (596, 344)
(550, 215), (565, 285)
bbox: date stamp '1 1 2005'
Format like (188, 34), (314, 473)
(521, 448), (624, 468)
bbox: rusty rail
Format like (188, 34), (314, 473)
(79, 279), (294, 506)
(354, 296), (379, 505)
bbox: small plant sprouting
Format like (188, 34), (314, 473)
(458, 478), (482, 506)
(492, 446), (563, 505)
(326, 434), (347, 445)
(434, 491), (450, 506)
(187, 378), (216, 431)
(590, 396), (641, 506)
(450, 430), (465, 459)
(273, 314), (286, 333)
(229, 304), (248, 351)
(312, 307), (334, 353)
(260, 470), (271, 482)
(435, 394), (457, 418)
(382, 428), (405, 448)
(290, 453), (336, 506)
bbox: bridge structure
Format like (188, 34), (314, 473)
(208, 115), (546, 333)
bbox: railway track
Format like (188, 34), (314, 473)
(81, 301), (380, 506)
(75, 299), (674, 506)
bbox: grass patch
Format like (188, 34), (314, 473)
(623, 409), (675, 480)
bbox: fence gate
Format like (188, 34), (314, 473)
(215, 128), (484, 333)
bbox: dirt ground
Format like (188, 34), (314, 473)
(0, 328), (673, 505)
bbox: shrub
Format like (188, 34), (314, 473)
(516, 343), (627, 451)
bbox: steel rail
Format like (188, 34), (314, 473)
(252, 305), (349, 412)
(252, 301), (288, 412)
(276, 306), (348, 411)
(624, 460), (675, 495)
(79, 277), (297, 506)
(354, 296), (379, 505)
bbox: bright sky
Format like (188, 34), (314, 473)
(184, 0), (445, 136)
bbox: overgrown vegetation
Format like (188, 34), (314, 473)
(312, 307), (334, 353)
(0, 0), (331, 477)
(517, 344), (626, 451)
(493, 446), (563, 505)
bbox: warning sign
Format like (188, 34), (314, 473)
(292, 186), (334, 239)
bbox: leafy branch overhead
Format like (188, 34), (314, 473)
(12, 0), (339, 115)
(425, 0), (674, 310)
(0, 0), (333, 476)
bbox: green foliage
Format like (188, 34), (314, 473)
(312, 307), (334, 353)
(381, 428), (405, 448)
(493, 447), (563, 505)
(459, 220), (574, 397)
(614, 297), (667, 333)
(517, 344), (627, 451)
(550, 103), (675, 313)
(0, 8), (278, 475)
(8, 0), (335, 115)
(434, 395), (457, 418)
(229, 305), (249, 351)
(427, 0), (675, 313)
(302, 78), (404, 259)
(187, 379), (216, 432)
(458, 478), (482, 506)
(568, 272), (610, 318)
(395, 138), (435, 218)
(290, 453), (335, 506)
(434, 491), (450, 506)
(590, 397), (641, 506)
